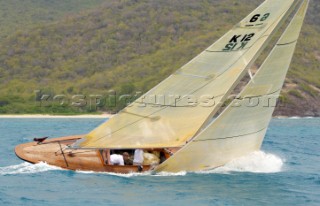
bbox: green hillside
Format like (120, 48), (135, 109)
(0, 0), (105, 41)
(0, 0), (319, 115)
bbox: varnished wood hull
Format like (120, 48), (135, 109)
(15, 135), (151, 173)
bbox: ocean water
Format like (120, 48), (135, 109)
(0, 118), (319, 206)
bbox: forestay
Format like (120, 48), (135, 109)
(75, 0), (295, 149)
(155, 0), (309, 172)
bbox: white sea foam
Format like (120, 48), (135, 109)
(275, 116), (318, 119)
(304, 116), (314, 119)
(76, 169), (187, 178)
(153, 171), (187, 177)
(0, 162), (62, 175)
(289, 116), (301, 119)
(201, 151), (284, 174)
(0, 162), (186, 177)
(76, 170), (145, 177)
(112, 170), (187, 177)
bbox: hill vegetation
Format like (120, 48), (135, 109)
(0, 0), (105, 41)
(0, 0), (319, 116)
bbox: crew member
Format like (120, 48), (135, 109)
(133, 149), (144, 165)
(123, 152), (133, 165)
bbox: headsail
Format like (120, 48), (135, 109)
(75, 0), (295, 149)
(155, 0), (309, 172)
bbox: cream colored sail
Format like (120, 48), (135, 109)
(75, 0), (295, 149)
(155, 0), (309, 172)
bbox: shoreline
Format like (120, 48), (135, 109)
(0, 114), (114, 118)
(0, 114), (317, 119)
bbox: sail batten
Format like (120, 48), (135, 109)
(74, 0), (296, 149)
(155, 0), (309, 172)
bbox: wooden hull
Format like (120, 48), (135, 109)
(15, 135), (151, 173)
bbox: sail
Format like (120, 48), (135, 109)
(155, 0), (309, 172)
(75, 0), (295, 149)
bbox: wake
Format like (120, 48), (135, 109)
(203, 151), (284, 174)
(0, 162), (62, 175)
(1, 151), (284, 176)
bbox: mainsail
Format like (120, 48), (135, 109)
(155, 0), (309, 172)
(75, 0), (295, 149)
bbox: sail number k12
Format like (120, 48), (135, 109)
(223, 33), (255, 51)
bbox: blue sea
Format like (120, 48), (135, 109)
(0, 117), (319, 206)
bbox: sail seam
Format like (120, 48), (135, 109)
(193, 127), (267, 142)
(174, 72), (212, 79)
(238, 88), (282, 99)
(276, 39), (298, 46)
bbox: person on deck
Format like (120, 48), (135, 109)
(123, 152), (133, 165)
(133, 149), (144, 165)
(110, 154), (124, 165)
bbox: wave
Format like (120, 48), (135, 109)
(288, 116), (318, 119)
(289, 116), (302, 119)
(76, 169), (187, 178)
(200, 151), (284, 174)
(0, 162), (62, 175)
(275, 116), (317, 120)
(0, 162), (188, 177)
(304, 116), (315, 119)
